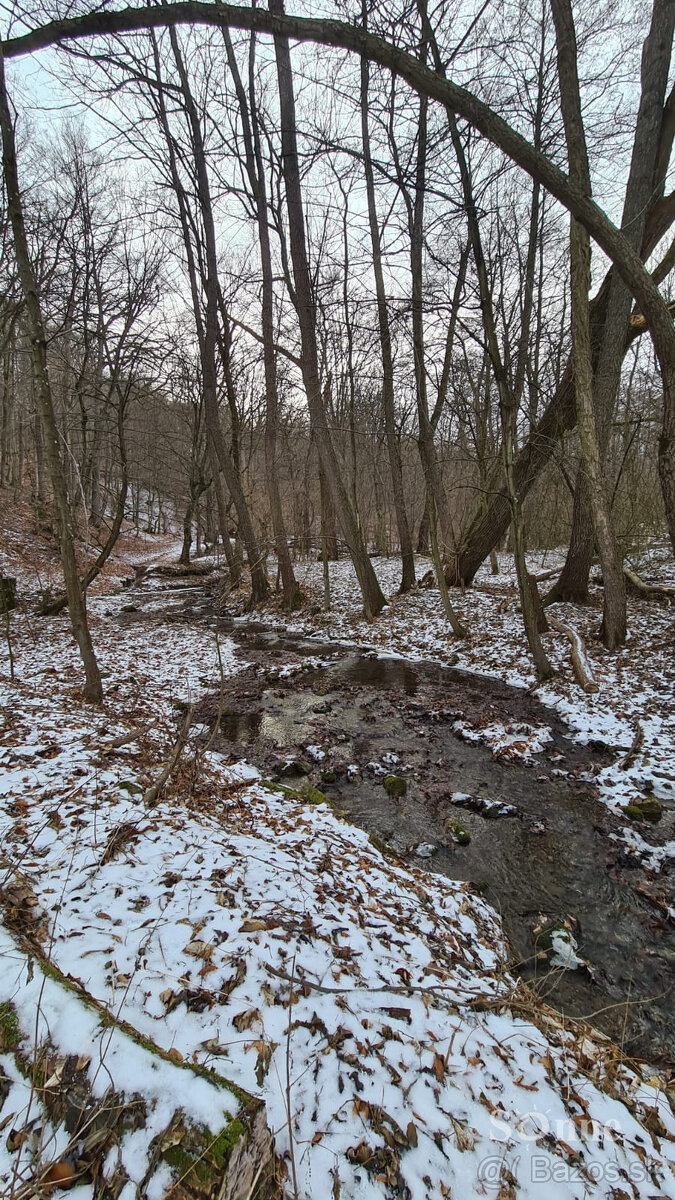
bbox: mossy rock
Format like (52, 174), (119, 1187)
(622, 797), (663, 823)
(321, 770), (337, 784)
(383, 774), (406, 797)
(260, 779), (302, 800)
(638, 797), (663, 822)
(303, 787), (327, 805)
(262, 779), (329, 809)
(279, 758), (311, 778)
(445, 819), (471, 845)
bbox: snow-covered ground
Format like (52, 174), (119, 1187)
(1, 525), (675, 1198)
(233, 550), (675, 876)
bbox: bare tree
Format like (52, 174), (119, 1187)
(0, 45), (102, 701)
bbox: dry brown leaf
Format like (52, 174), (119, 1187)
(233, 1008), (261, 1032)
(182, 940), (214, 961)
(432, 1053), (445, 1082)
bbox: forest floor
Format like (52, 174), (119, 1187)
(1, 501), (674, 1200)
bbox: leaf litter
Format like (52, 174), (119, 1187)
(0, 537), (674, 1198)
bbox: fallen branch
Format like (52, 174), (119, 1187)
(618, 721), (644, 771)
(143, 705), (194, 807)
(97, 726), (148, 755)
(623, 566), (675, 602)
(548, 616), (599, 693)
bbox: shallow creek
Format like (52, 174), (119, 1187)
(120, 578), (675, 1064)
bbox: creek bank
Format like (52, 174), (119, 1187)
(118, 583), (675, 1064)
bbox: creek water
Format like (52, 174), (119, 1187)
(120, 580), (675, 1065)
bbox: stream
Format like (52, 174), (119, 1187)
(119, 572), (675, 1065)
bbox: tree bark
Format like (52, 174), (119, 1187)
(167, 29), (269, 604)
(222, 27), (299, 608)
(551, 0), (626, 649)
(270, 0), (386, 618)
(359, 29), (415, 592)
(0, 46), (102, 702)
(552, 0), (675, 598)
(445, 104), (553, 680)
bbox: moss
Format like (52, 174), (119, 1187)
(622, 798), (663, 823)
(639, 797), (663, 823)
(262, 778), (333, 811)
(303, 787), (327, 806)
(260, 780), (302, 800)
(445, 819), (471, 845)
(289, 588), (303, 612)
(0, 1001), (20, 1052)
(383, 774), (406, 797)
(164, 1143), (199, 1181)
(321, 770), (336, 784)
(163, 1119), (245, 1190)
(367, 832), (397, 859)
(207, 1119), (245, 1165)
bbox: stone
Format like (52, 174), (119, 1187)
(622, 797), (663, 823)
(279, 758), (311, 778)
(383, 774), (406, 797)
(444, 819), (471, 845)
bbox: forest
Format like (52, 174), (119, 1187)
(0, 1), (674, 1198)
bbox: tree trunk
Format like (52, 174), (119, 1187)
(444, 98), (553, 680)
(551, 0), (675, 598)
(165, 30), (269, 604)
(0, 47), (102, 702)
(270, 0), (386, 618)
(223, 27), (299, 608)
(551, 0), (626, 649)
(545, 471), (595, 603)
(360, 23), (415, 593)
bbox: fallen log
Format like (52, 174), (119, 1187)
(623, 566), (675, 602)
(548, 616), (599, 693)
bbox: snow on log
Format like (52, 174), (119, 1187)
(623, 566), (675, 602)
(548, 616), (599, 693)
(0, 921), (274, 1200)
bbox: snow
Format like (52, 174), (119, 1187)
(1, 534), (674, 1198)
(236, 550), (675, 874)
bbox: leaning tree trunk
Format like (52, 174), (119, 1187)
(0, 48), (103, 702)
(545, 470), (595, 604)
(443, 93), (553, 680)
(551, 0), (626, 649)
(550, 0), (675, 601)
(270, 0), (386, 618)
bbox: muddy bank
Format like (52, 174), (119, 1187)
(117, 585), (675, 1064)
